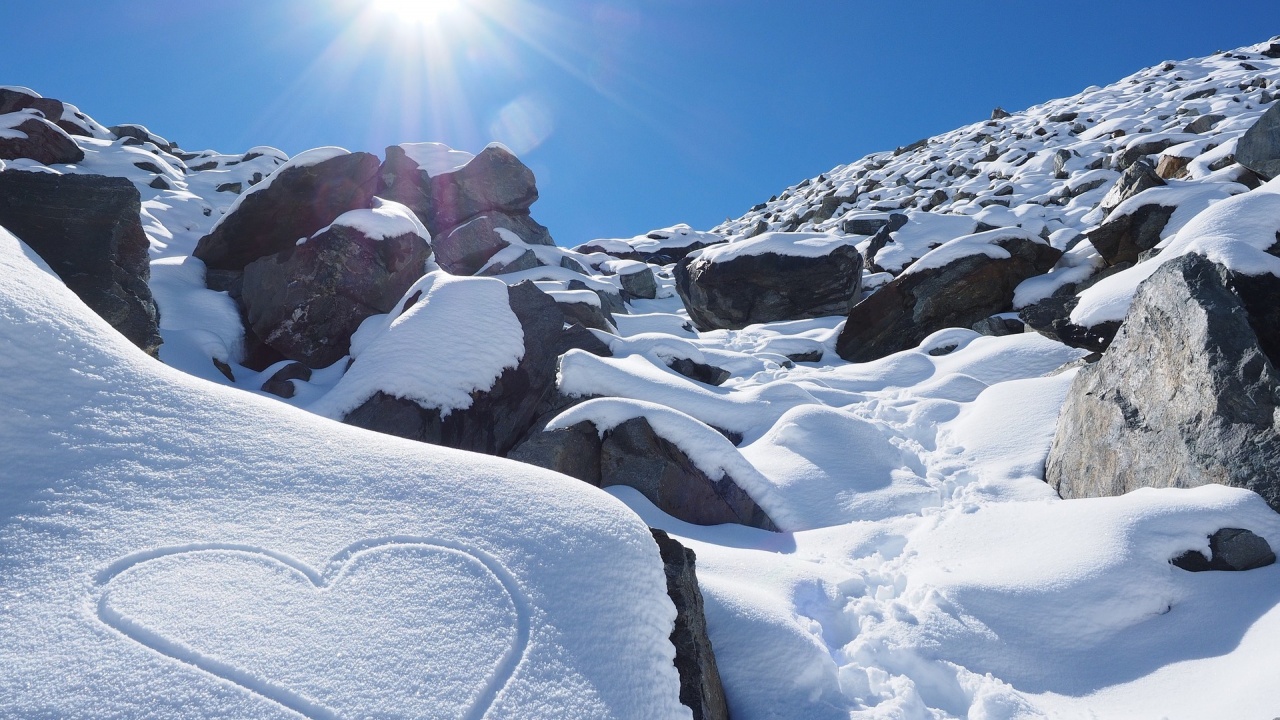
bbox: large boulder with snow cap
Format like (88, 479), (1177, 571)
(1237, 101), (1280, 180)
(674, 232), (863, 331)
(434, 211), (551, 275)
(1047, 253), (1280, 511)
(0, 112), (84, 165)
(836, 229), (1061, 362)
(193, 148), (382, 272)
(240, 200), (433, 367)
(0, 171), (160, 355)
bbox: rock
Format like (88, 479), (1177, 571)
(1237, 101), (1280, 179)
(666, 357), (731, 386)
(971, 315), (1025, 337)
(837, 232), (1061, 362)
(240, 217), (431, 367)
(1155, 154), (1191, 179)
(0, 88), (91, 138)
(567, 279), (627, 317)
(556, 297), (616, 334)
(434, 211), (550, 275)
(1172, 528), (1276, 572)
(1098, 159), (1165, 218)
(619, 264), (658, 300)
(476, 248), (540, 276)
(193, 151), (382, 272)
(675, 237), (864, 331)
(0, 115), (85, 165)
(1018, 293), (1120, 353)
(342, 281), (564, 456)
(839, 217), (890, 236)
(600, 417), (778, 530)
(1087, 202), (1177, 266)
(1183, 113), (1226, 134)
(507, 420), (602, 485)
(990, 107), (1011, 120)
(649, 529), (730, 720)
(1116, 139), (1186, 169)
(863, 213), (910, 271)
(0, 171), (161, 356)
(1046, 254), (1280, 511)
(108, 124), (175, 153)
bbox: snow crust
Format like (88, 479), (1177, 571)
(312, 197), (431, 243)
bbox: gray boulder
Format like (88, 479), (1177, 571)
(434, 211), (550, 275)
(0, 115), (84, 165)
(507, 420), (602, 485)
(1047, 253), (1280, 511)
(1172, 528), (1276, 572)
(1018, 293), (1119, 353)
(650, 529), (730, 720)
(0, 171), (161, 356)
(1098, 159), (1165, 218)
(1088, 201), (1176, 266)
(194, 151), (382, 272)
(837, 232), (1061, 362)
(240, 220), (432, 367)
(1237, 101), (1280, 180)
(675, 240), (863, 331)
(619, 264), (658, 300)
(0, 88), (93, 138)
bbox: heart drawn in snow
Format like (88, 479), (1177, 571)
(96, 538), (529, 720)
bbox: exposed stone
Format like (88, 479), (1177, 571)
(971, 315), (1026, 337)
(839, 216), (890, 236)
(1088, 202), (1177, 266)
(837, 233), (1061, 362)
(600, 417), (778, 530)
(650, 529), (730, 720)
(675, 240), (864, 331)
(1155, 154), (1191, 179)
(193, 151), (382, 272)
(434, 211), (549, 275)
(506, 420), (602, 485)
(1172, 528), (1276, 572)
(1047, 254), (1280, 511)
(477, 248), (540, 277)
(1018, 293), (1120, 353)
(240, 221), (430, 367)
(863, 213), (909, 271)
(666, 357), (731, 386)
(619, 265), (658, 300)
(108, 124), (175, 153)
(1098, 159), (1165, 218)
(1183, 113), (1226, 134)
(0, 115), (85, 165)
(1237, 101), (1280, 179)
(0, 171), (161, 355)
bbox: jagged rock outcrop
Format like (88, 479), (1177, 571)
(0, 171), (160, 355)
(650, 529), (730, 720)
(1088, 200), (1176, 266)
(1237, 101), (1280, 180)
(1098, 159), (1165, 218)
(0, 114), (84, 165)
(837, 231), (1061, 362)
(675, 235), (863, 331)
(342, 281), (564, 455)
(1047, 253), (1280, 511)
(434, 211), (549, 275)
(193, 151), (382, 272)
(240, 214), (432, 367)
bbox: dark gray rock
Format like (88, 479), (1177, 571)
(863, 213), (910, 271)
(193, 151), (382, 272)
(108, 124), (175, 153)
(434, 211), (549, 275)
(619, 265), (658, 300)
(837, 233), (1062, 362)
(1018, 293), (1119, 353)
(1172, 528), (1276, 572)
(1237, 101), (1280, 180)
(0, 88), (90, 138)
(675, 241), (864, 331)
(476, 248), (540, 276)
(650, 529), (730, 720)
(971, 315), (1025, 337)
(555, 297), (616, 334)
(1047, 253), (1280, 511)
(506, 420), (602, 485)
(1088, 202), (1177, 266)
(666, 357), (731, 386)
(839, 217), (890, 236)
(1099, 159), (1165, 218)
(1183, 113), (1226, 134)
(567, 279), (626, 317)
(599, 416), (777, 530)
(1116, 138), (1186, 169)
(240, 221), (431, 367)
(0, 116), (84, 165)
(0, 171), (161, 355)
(342, 281), (564, 456)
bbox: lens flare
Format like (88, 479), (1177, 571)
(370, 0), (464, 26)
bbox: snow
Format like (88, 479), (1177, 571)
(312, 197), (431, 243)
(311, 271), (525, 419)
(0, 226), (689, 719)
(398, 141), (474, 176)
(689, 232), (858, 264)
(899, 227), (1045, 276)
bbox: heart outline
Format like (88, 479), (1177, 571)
(95, 536), (530, 720)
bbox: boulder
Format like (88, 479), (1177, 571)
(1098, 159), (1165, 218)
(1237, 101), (1280, 180)
(477, 248), (540, 276)
(600, 417), (778, 530)
(240, 212), (432, 367)
(342, 281), (564, 456)
(619, 264), (658, 300)
(1183, 113), (1225, 134)
(1018, 293), (1119, 353)
(837, 232), (1061, 362)
(108, 124), (176, 153)
(675, 236), (864, 331)
(0, 88), (91, 138)
(434, 211), (549, 275)
(1087, 202), (1177, 266)
(1172, 528), (1276, 572)
(0, 171), (160, 356)
(666, 357), (730, 386)
(507, 420), (602, 485)
(650, 529), (730, 720)
(863, 213), (909, 271)
(1046, 254), (1280, 511)
(193, 151), (382, 272)
(0, 114), (85, 165)
(1155, 154), (1191, 179)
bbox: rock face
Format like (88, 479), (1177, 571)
(1098, 159), (1165, 218)
(675, 243), (863, 331)
(1087, 201), (1176, 266)
(0, 115), (84, 165)
(0, 171), (160, 355)
(1018, 293), (1119, 353)
(1237, 101), (1280, 180)
(1172, 528), (1276, 572)
(650, 529), (730, 720)
(1047, 253), (1280, 511)
(0, 88), (93, 138)
(618, 264), (658, 300)
(342, 281), (564, 455)
(240, 221), (432, 367)
(837, 233), (1061, 362)
(434, 211), (549, 275)
(193, 151), (382, 272)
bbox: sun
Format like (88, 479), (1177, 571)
(370, 0), (465, 26)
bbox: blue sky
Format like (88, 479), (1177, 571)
(3, 1), (1276, 246)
